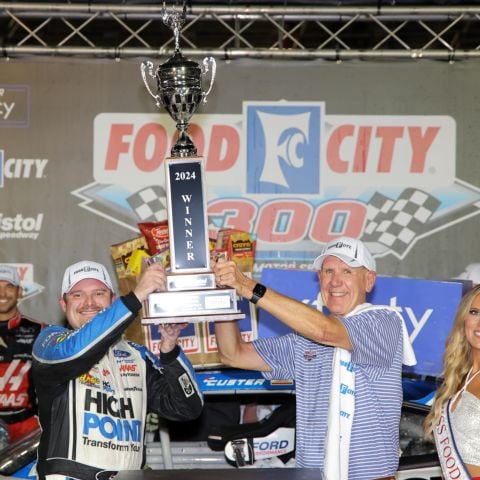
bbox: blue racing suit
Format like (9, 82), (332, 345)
(32, 292), (203, 479)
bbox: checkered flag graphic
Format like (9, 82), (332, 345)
(362, 188), (441, 255)
(127, 186), (168, 222)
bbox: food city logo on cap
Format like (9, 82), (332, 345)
(74, 265), (101, 274)
(327, 241), (356, 254)
(62, 261), (114, 296)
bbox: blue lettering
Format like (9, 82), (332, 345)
(83, 412), (141, 441)
(340, 383), (355, 395)
(253, 440), (289, 450)
(340, 360), (354, 372)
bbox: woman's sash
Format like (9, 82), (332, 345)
(433, 399), (472, 480)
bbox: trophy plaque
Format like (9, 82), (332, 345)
(140, 1), (244, 324)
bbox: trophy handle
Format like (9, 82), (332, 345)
(141, 60), (161, 105)
(201, 57), (216, 102)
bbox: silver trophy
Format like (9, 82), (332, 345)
(140, 1), (243, 324)
(141, 2), (216, 158)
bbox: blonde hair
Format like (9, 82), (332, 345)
(423, 284), (480, 439)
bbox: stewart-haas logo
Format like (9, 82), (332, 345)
(71, 102), (480, 274)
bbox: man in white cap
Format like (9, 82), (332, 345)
(0, 264), (43, 444)
(32, 260), (203, 479)
(213, 236), (415, 480)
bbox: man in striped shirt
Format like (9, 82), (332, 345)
(213, 236), (410, 480)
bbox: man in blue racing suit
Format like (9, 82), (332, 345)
(32, 260), (203, 479)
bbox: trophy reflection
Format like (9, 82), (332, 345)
(140, 1), (243, 323)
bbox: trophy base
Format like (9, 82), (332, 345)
(142, 311), (245, 325)
(166, 272), (215, 291)
(144, 287), (240, 319)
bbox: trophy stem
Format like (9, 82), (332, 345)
(171, 123), (197, 157)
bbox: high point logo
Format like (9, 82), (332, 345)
(73, 103), (480, 266)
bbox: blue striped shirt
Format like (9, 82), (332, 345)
(253, 306), (403, 480)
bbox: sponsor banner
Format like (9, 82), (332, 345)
(0, 214), (43, 241)
(0, 150), (48, 187)
(195, 369), (295, 394)
(144, 322), (201, 356)
(0, 85), (30, 128)
(258, 268), (466, 377)
(203, 297), (257, 353)
(75, 105), (479, 275)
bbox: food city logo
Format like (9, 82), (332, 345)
(0, 150), (49, 189)
(71, 102), (480, 265)
(4, 263), (44, 301)
(0, 85), (30, 127)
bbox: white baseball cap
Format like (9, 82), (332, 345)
(0, 265), (20, 287)
(313, 236), (376, 272)
(61, 260), (114, 296)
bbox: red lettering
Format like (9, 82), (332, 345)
(310, 201), (366, 243)
(105, 124), (133, 170)
(408, 126), (440, 172)
(353, 126), (372, 172)
(256, 201), (312, 242)
(207, 199), (257, 236)
(133, 123), (166, 172)
(206, 125), (239, 171)
(440, 435), (450, 445)
(445, 456), (455, 469)
(437, 423), (446, 435)
(119, 364), (136, 372)
(17, 266), (28, 281)
(449, 466), (461, 479)
(442, 445), (452, 457)
(376, 127), (404, 173)
(327, 124), (353, 173)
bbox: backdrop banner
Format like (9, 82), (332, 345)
(1, 59), (479, 327)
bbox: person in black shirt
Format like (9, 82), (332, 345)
(0, 264), (43, 444)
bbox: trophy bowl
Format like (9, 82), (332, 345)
(141, 52), (216, 158)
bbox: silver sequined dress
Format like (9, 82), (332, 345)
(450, 390), (480, 465)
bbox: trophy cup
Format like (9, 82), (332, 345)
(140, 1), (244, 324)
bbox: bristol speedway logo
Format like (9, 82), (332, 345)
(71, 102), (480, 270)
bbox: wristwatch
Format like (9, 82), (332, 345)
(250, 283), (267, 304)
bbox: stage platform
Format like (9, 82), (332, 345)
(115, 469), (323, 480)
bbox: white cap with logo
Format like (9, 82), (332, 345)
(61, 260), (114, 296)
(0, 265), (20, 287)
(313, 236), (376, 272)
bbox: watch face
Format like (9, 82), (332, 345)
(253, 283), (267, 297)
(251, 283), (267, 304)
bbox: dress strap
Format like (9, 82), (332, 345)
(451, 366), (480, 407)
